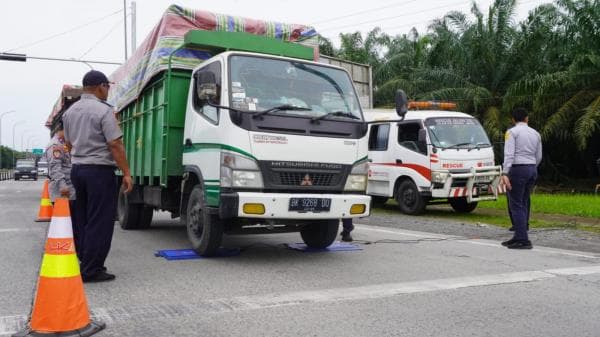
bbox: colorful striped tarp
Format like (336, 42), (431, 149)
(108, 5), (318, 110)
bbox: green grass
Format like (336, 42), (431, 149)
(478, 194), (600, 218)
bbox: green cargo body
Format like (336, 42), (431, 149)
(119, 70), (190, 187)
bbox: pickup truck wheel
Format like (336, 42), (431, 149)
(449, 197), (478, 213)
(118, 186), (142, 230)
(186, 185), (223, 256)
(371, 196), (388, 207)
(395, 180), (426, 215)
(300, 220), (339, 249)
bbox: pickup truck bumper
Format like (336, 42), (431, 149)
(431, 166), (502, 202)
(221, 192), (370, 219)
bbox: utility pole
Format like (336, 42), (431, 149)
(131, 1), (137, 54)
(11, 121), (25, 167)
(123, 0), (128, 61)
(0, 110), (15, 169)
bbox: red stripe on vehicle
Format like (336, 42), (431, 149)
(371, 163), (432, 181)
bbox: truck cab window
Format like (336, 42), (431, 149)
(368, 124), (390, 151)
(398, 123), (426, 155)
(193, 61), (222, 123)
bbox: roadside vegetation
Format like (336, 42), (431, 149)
(320, 0), (600, 182)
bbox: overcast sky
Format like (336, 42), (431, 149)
(0, 0), (551, 151)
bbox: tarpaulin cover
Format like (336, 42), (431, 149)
(108, 4), (318, 110)
(155, 248), (241, 260)
(45, 84), (83, 128)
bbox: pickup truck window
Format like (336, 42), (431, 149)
(193, 61), (222, 123)
(368, 124), (390, 151)
(425, 117), (491, 149)
(398, 123), (427, 155)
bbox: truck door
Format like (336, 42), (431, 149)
(366, 123), (391, 196)
(396, 121), (431, 187)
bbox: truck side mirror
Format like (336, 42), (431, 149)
(395, 89), (408, 119)
(195, 71), (218, 103)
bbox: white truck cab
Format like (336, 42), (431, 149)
(365, 103), (502, 214)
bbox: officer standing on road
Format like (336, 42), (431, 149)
(501, 107), (542, 249)
(45, 122), (75, 202)
(62, 70), (133, 283)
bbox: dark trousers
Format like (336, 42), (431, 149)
(342, 218), (354, 233)
(507, 165), (537, 242)
(71, 165), (117, 278)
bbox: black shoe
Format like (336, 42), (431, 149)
(501, 238), (517, 247)
(508, 227), (515, 232)
(341, 231), (353, 242)
(83, 271), (116, 283)
(507, 240), (532, 249)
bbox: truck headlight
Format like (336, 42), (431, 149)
(431, 171), (449, 184)
(220, 152), (264, 189)
(344, 159), (368, 191)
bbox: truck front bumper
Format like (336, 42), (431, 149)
(221, 192), (371, 219)
(431, 166), (502, 203)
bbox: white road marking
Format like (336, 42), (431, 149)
(355, 224), (600, 259)
(0, 228), (42, 233)
(1, 265), (599, 336)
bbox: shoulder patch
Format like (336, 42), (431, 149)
(52, 149), (63, 159)
(504, 131), (510, 141)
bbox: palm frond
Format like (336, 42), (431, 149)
(573, 94), (600, 150)
(541, 90), (600, 140)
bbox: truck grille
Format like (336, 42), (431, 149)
(278, 172), (335, 186)
(258, 161), (351, 191)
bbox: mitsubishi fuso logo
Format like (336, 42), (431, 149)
(300, 174), (313, 186)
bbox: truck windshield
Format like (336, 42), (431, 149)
(229, 55), (362, 121)
(425, 117), (491, 149)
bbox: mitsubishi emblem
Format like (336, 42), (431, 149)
(300, 174), (313, 186)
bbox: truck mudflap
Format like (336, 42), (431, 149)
(232, 192), (371, 219)
(432, 166), (503, 203)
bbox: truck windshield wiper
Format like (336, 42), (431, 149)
(311, 111), (360, 122)
(444, 142), (472, 150)
(252, 104), (311, 118)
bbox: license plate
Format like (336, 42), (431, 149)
(289, 198), (331, 212)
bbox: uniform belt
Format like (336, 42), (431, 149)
(72, 164), (117, 169)
(512, 164), (535, 167)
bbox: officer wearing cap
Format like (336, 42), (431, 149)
(62, 70), (133, 283)
(500, 107), (542, 249)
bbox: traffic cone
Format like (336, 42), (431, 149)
(34, 180), (52, 222)
(13, 198), (105, 337)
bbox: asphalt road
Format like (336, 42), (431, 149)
(1, 180), (599, 337)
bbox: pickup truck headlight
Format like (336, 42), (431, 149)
(220, 151), (264, 189)
(344, 159), (368, 191)
(431, 171), (449, 184)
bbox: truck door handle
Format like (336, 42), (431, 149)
(184, 138), (192, 147)
(396, 159), (403, 164)
(368, 159), (373, 162)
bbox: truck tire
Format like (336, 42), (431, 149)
(118, 186), (142, 230)
(395, 179), (426, 215)
(186, 185), (223, 256)
(137, 206), (154, 229)
(371, 196), (389, 207)
(449, 197), (478, 213)
(300, 220), (339, 249)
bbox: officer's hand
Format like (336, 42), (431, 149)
(122, 175), (133, 194)
(60, 188), (70, 197)
(501, 175), (512, 191)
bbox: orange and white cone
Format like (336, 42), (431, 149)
(34, 180), (52, 222)
(14, 198), (105, 337)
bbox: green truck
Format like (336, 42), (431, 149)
(111, 7), (376, 255)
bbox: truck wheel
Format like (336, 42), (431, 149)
(118, 186), (141, 230)
(300, 220), (339, 249)
(186, 185), (223, 256)
(371, 196), (388, 208)
(449, 197), (478, 213)
(137, 206), (154, 229)
(395, 179), (426, 215)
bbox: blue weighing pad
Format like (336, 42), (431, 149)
(155, 248), (241, 260)
(286, 241), (362, 253)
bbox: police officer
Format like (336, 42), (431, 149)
(63, 70), (133, 283)
(501, 107), (542, 249)
(45, 122), (75, 202)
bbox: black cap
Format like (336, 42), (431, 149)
(82, 70), (109, 87)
